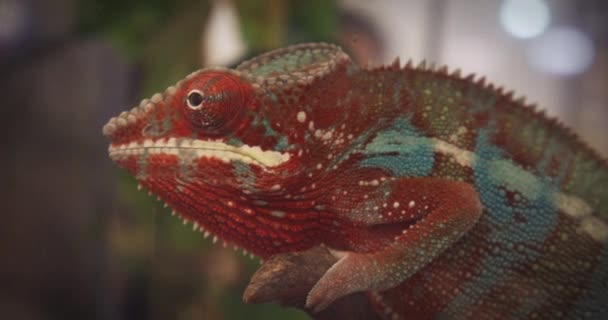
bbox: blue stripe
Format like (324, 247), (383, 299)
(360, 117), (434, 177)
(441, 127), (559, 316)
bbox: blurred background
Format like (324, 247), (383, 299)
(1, 0), (607, 319)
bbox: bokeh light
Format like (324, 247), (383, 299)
(204, 0), (245, 66)
(526, 26), (595, 76)
(500, 0), (550, 39)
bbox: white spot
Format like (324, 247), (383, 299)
(297, 111), (306, 123)
(557, 194), (592, 219)
(270, 210), (286, 218)
(393, 202), (400, 208)
(409, 201), (416, 208)
(579, 216), (608, 242)
(557, 193), (606, 242)
(270, 184), (281, 191)
(322, 131), (333, 140)
(432, 138), (475, 167)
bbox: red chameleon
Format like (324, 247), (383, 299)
(103, 43), (608, 319)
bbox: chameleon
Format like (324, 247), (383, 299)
(103, 43), (608, 319)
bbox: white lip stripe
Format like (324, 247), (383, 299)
(431, 137), (608, 242)
(109, 138), (290, 168)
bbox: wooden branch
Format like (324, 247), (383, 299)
(243, 246), (381, 320)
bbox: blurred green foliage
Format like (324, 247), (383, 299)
(76, 0), (206, 56)
(236, 0), (337, 51)
(288, 1), (337, 43)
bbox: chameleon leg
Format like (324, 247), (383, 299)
(306, 178), (483, 312)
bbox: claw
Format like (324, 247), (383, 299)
(305, 252), (373, 313)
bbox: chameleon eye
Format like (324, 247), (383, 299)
(183, 72), (247, 135)
(186, 90), (204, 109)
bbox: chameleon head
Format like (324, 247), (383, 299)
(103, 43), (354, 258)
(103, 68), (292, 172)
(102, 69), (296, 257)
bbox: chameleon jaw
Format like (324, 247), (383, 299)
(107, 137), (293, 259)
(136, 181), (262, 260)
(108, 138), (291, 168)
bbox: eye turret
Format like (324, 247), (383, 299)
(183, 72), (248, 135)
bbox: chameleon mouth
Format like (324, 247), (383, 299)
(108, 138), (291, 168)
(107, 138), (291, 259)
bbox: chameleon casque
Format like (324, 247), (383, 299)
(103, 43), (608, 319)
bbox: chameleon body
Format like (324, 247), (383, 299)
(103, 43), (608, 319)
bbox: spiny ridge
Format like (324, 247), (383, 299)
(373, 57), (608, 166)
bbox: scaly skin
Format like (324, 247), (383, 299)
(103, 43), (608, 319)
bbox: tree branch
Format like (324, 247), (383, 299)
(243, 246), (380, 320)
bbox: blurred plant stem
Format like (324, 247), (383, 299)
(235, 0), (286, 50)
(235, 0), (337, 51)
